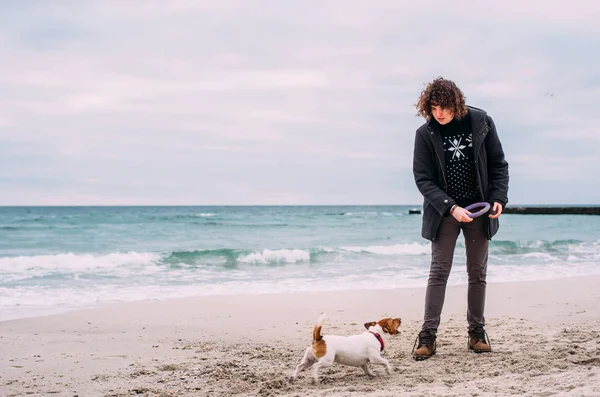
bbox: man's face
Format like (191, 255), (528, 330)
(431, 105), (454, 125)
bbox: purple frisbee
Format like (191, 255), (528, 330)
(464, 202), (491, 218)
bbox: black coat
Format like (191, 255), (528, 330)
(413, 106), (509, 241)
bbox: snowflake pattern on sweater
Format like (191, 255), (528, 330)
(443, 131), (477, 203)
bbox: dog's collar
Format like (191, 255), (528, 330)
(369, 331), (384, 351)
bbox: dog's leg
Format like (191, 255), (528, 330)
(311, 356), (334, 384)
(361, 364), (375, 378)
(292, 348), (315, 379)
(369, 355), (393, 375)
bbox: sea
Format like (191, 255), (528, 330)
(1, 205), (599, 321)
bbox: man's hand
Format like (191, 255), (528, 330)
(488, 202), (503, 219)
(451, 206), (473, 222)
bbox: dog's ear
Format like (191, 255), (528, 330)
(364, 321), (376, 330)
(381, 323), (390, 333)
(379, 318), (401, 334)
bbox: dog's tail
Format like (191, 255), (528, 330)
(313, 312), (326, 342)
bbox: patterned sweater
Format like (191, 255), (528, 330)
(437, 115), (479, 208)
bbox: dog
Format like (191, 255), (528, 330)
(292, 313), (401, 384)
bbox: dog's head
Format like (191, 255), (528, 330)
(363, 317), (402, 335)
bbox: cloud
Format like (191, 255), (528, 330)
(1, 1), (599, 205)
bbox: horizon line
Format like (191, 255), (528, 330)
(1, 204), (600, 208)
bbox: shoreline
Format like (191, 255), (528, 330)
(1, 276), (599, 396)
(4, 273), (600, 324)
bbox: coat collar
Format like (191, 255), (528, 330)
(425, 105), (487, 132)
(425, 106), (490, 153)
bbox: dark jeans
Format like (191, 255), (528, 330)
(422, 215), (489, 333)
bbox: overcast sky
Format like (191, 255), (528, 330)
(1, 0), (599, 205)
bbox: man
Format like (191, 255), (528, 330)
(411, 77), (509, 360)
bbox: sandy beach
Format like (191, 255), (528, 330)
(1, 276), (600, 397)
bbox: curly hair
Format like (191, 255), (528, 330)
(415, 77), (468, 120)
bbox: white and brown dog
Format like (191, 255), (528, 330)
(292, 313), (401, 384)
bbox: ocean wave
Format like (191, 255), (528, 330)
(0, 252), (161, 282)
(489, 239), (587, 256)
(237, 249), (310, 264)
(324, 211), (401, 217)
(163, 243), (431, 266)
(340, 243), (430, 256)
(0, 226), (20, 231)
(0, 243), (432, 280)
(152, 218), (292, 227)
(5, 260), (600, 322)
(2, 239), (598, 285)
(162, 248), (310, 267)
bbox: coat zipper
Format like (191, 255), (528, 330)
(474, 124), (489, 198)
(474, 123), (491, 239)
(474, 124), (488, 154)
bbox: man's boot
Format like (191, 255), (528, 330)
(468, 326), (492, 353)
(412, 329), (437, 361)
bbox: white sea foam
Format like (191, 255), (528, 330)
(521, 252), (554, 260)
(5, 259), (600, 322)
(0, 252), (161, 281)
(3, 240), (600, 321)
(237, 249), (310, 264)
(340, 243), (430, 256)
